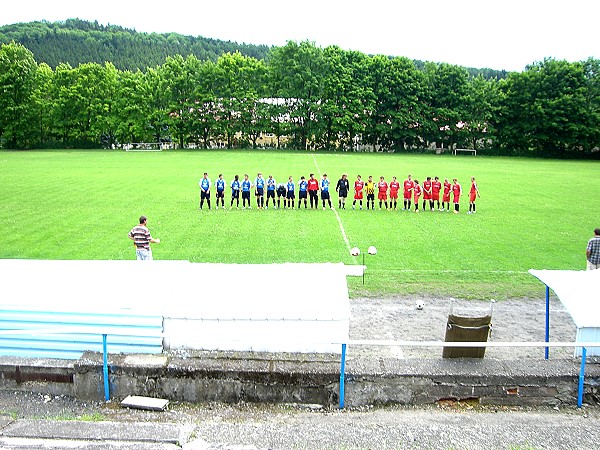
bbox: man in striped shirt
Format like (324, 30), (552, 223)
(128, 215), (160, 260)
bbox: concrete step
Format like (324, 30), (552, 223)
(0, 419), (195, 449)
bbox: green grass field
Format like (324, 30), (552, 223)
(1, 149), (598, 299)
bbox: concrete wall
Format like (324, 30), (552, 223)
(0, 357), (75, 397)
(2, 353), (599, 408)
(73, 352), (341, 406)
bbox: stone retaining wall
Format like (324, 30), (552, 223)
(1, 353), (599, 407)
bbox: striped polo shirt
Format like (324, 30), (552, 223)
(129, 225), (152, 250)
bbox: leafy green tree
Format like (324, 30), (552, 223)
(213, 52), (266, 148)
(269, 41), (323, 149)
(113, 69), (148, 144)
(260, 97), (290, 149)
(317, 47), (374, 150)
(51, 63), (78, 143)
(463, 75), (500, 151)
(1, 24), (596, 157)
(161, 54), (203, 148)
(95, 63), (118, 147)
(0, 42), (38, 148)
(244, 97), (272, 149)
(363, 55), (426, 151)
(141, 66), (172, 143)
(497, 59), (597, 155)
(188, 60), (221, 148)
(51, 62), (117, 146)
(424, 63), (470, 150)
(582, 58), (600, 152)
(30, 62), (54, 146)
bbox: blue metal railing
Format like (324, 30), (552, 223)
(0, 328), (596, 409)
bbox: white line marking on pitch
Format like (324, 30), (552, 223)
(385, 270), (529, 274)
(311, 154), (355, 259)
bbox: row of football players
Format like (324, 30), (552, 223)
(198, 172), (480, 213)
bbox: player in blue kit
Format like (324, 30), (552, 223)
(230, 174), (241, 209)
(321, 174), (332, 210)
(255, 173), (265, 209)
(215, 174), (226, 209)
(241, 174), (252, 209)
(199, 172), (211, 210)
(298, 176), (308, 209)
(265, 175), (277, 209)
(286, 176), (295, 209)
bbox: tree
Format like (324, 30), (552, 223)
(30, 62), (54, 147)
(497, 59), (597, 155)
(463, 75), (500, 151)
(50, 62), (117, 146)
(51, 63), (78, 143)
(95, 63), (118, 148)
(188, 60), (221, 148)
(363, 55), (427, 151)
(268, 41), (323, 149)
(0, 42), (38, 148)
(213, 52), (266, 148)
(317, 47), (374, 151)
(113, 69), (148, 144)
(582, 58), (600, 152)
(141, 66), (172, 143)
(161, 54), (202, 148)
(423, 63), (470, 150)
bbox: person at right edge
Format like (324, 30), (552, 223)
(586, 228), (600, 270)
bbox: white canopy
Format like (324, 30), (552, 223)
(529, 269), (600, 328)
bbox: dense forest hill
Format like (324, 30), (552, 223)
(0, 19), (508, 78)
(0, 19), (272, 71)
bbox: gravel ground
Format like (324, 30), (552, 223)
(1, 391), (600, 449)
(348, 295), (577, 360)
(0, 294), (596, 449)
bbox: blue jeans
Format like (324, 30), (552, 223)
(136, 248), (153, 261)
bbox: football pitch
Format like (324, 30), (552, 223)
(1, 149), (598, 299)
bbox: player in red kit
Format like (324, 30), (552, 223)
(442, 178), (452, 212)
(468, 176), (480, 214)
(403, 175), (414, 211)
(377, 176), (389, 210)
(307, 173), (319, 209)
(422, 177), (433, 211)
(352, 175), (364, 210)
(413, 179), (422, 212)
(452, 178), (462, 214)
(389, 176), (400, 210)
(432, 176), (442, 211)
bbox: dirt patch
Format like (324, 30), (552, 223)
(348, 295), (578, 360)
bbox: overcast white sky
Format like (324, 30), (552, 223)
(2, 0), (598, 72)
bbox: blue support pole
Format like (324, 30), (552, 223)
(578, 347), (587, 408)
(102, 334), (110, 402)
(339, 343), (347, 409)
(545, 285), (550, 360)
